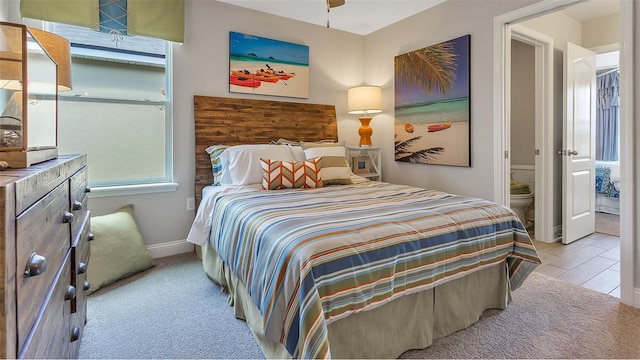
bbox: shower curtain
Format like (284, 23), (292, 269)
(596, 70), (619, 161)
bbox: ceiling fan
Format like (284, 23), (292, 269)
(326, 0), (345, 28)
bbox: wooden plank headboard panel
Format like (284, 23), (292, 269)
(194, 95), (338, 205)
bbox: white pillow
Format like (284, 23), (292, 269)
(303, 146), (353, 186)
(289, 145), (306, 162)
(220, 144), (296, 185)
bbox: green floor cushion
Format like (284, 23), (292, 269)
(87, 204), (155, 295)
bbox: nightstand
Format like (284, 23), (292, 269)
(346, 146), (381, 181)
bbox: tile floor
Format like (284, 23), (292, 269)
(533, 232), (621, 298)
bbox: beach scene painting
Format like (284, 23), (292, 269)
(394, 34), (471, 167)
(229, 31), (309, 98)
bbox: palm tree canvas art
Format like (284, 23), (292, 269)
(394, 34), (471, 167)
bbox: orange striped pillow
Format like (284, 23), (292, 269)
(260, 157), (323, 190)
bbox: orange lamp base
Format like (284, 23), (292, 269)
(358, 117), (373, 146)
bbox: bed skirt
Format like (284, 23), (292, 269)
(596, 194), (620, 215)
(201, 243), (511, 359)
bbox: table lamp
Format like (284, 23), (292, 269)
(347, 85), (382, 147)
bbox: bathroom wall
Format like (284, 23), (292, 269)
(510, 39), (536, 168)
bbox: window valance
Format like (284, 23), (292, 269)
(20, 0), (184, 43)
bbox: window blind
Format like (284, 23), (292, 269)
(20, 0), (184, 43)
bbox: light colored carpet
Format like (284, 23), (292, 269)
(595, 212), (620, 237)
(80, 252), (640, 359)
(79, 252), (263, 359)
(401, 269), (640, 359)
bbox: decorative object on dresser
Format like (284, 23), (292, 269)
(0, 22), (72, 168)
(347, 85), (382, 146)
(0, 154), (90, 358)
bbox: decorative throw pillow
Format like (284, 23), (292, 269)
(303, 146), (352, 186)
(87, 205), (155, 295)
(205, 145), (229, 186)
(260, 157), (323, 190)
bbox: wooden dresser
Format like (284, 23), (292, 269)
(0, 154), (91, 358)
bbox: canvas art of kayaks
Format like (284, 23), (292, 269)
(231, 70), (281, 83)
(256, 70), (296, 80)
(229, 75), (261, 88)
(427, 122), (452, 132)
(259, 64), (297, 80)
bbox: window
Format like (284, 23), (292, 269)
(50, 23), (173, 188)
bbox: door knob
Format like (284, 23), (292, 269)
(568, 150), (578, 156)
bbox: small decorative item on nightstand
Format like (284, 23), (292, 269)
(346, 145), (381, 181)
(351, 156), (371, 175)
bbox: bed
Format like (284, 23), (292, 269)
(595, 160), (620, 215)
(189, 95), (541, 359)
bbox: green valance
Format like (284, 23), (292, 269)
(20, 0), (184, 43)
(127, 0), (184, 43)
(21, 0), (99, 30)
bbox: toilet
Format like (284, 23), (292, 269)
(510, 164), (535, 228)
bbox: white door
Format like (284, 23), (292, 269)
(562, 42), (596, 244)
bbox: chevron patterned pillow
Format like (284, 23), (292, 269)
(260, 157), (323, 190)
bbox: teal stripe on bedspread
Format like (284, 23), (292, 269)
(210, 182), (541, 359)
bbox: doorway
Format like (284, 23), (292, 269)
(494, 0), (635, 306)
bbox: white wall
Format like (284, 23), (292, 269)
(0, 1), (7, 21)
(583, 12), (620, 49)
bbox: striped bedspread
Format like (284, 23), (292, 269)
(210, 181), (541, 359)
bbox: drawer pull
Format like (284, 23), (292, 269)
(63, 211), (74, 223)
(88, 232), (95, 241)
(24, 253), (47, 278)
(73, 200), (83, 210)
(71, 327), (80, 342)
(78, 262), (87, 274)
(83, 280), (91, 291)
(65, 285), (76, 301)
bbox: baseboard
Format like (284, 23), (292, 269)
(634, 287), (640, 308)
(552, 225), (562, 243)
(147, 239), (194, 259)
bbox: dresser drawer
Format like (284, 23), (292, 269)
(69, 214), (90, 357)
(18, 252), (74, 359)
(16, 181), (71, 349)
(70, 167), (88, 239)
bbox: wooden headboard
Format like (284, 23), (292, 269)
(194, 95), (338, 205)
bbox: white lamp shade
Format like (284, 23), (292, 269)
(347, 86), (382, 115)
